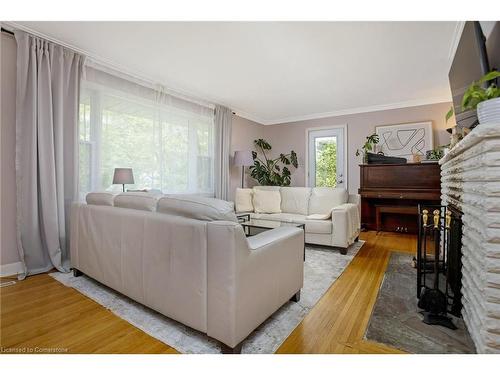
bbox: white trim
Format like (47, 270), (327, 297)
(265, 96), (451, 126)
(0, 262), (23, 277)
(304, 124), (348, 191)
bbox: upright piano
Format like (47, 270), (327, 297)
(358, 163), (441, 234)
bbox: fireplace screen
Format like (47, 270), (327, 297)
(417, 204), (463, 328)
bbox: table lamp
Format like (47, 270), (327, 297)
(113, 168), (134, 192)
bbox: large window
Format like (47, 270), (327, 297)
(78, 82), (215, 197)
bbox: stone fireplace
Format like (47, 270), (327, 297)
(440, 122), (500, 353)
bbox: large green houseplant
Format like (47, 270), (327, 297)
(249, 139), (298, 186)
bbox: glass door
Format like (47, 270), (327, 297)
(307, 127), (345, 189)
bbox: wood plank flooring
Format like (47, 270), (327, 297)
(0, 231), (416, 354)
(0, 272), (178, 353)
(277, 231), (415, 354)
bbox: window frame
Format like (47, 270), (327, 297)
(304, 124), (348, 190)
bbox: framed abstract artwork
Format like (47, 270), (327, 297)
(375, 121), (433, 160)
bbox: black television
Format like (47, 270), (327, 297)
(448, 21), (490, 129)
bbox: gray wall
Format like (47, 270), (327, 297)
(262, 102), (452, 194)
(229, 115), (265, 201)
(1, 33), (20, 266)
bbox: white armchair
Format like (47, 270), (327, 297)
(207, 221), (304, 352)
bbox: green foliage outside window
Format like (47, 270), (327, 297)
(315, 140), (337, 187)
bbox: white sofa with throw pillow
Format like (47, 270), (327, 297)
(70, 192), (304, 353)
(235, 186), (360, 254)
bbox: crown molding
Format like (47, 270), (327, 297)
(231, 109), (267, 125)
(261, 95), (452, 125)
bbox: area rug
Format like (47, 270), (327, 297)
(364, 252), (476, 353)
(49, 241), (364, 354)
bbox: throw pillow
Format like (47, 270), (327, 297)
(235, 188), (254, 212)
(253, 189), (281, 214)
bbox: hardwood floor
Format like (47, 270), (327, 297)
(277, 231), (415, 354)
(0, 231), (416, 354)
(0, 273), (178, 353)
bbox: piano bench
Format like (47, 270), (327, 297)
(375, 205), (419, 233)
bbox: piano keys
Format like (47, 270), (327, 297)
(358, 163), (441, 234)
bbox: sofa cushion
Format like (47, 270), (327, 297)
(235, 188), (254, 213)
(253, 189), (281, 214)
(250, 212), (331, 234)
(306, 213), (332, 220)
(279, 187), (311, 215)
(305, 219), (333, 234)
(158, 195), (238, 222)
(114, 192), (160, 211)
(251, 213), (306, 223)
(86, 192), (115, 206)
(308, 187), (348, 215)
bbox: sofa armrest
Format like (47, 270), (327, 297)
(331, 203), (361, 248)
(348, 193), (361, 219)
(206, 221), (304, 348)
(246, 226), (303, 250)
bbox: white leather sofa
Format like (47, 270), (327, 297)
(70, 192), (304, 353)
(235, 186), (361, 254)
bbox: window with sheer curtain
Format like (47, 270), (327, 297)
(78, 70), (215, 198)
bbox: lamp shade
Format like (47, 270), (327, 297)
(233, 150), (254, 167)
(113, 168), (134, 184)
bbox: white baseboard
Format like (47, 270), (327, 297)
(0, 262), (23, 277)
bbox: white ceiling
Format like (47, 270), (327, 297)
(11, 22), (460, 125)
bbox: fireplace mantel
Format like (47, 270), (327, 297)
(440, 122), (500, 353)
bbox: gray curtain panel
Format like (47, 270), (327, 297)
(214, 105), (232, 201)
(14, 31), (85, 278)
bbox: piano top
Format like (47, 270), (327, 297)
(358, 162), (439, 167)
(359, 163), (441, 194)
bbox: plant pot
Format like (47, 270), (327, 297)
(477, 97), (500, 124)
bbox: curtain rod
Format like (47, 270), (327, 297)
(1, 27), (15, 36)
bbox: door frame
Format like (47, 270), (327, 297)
(304, 124), (348, 190)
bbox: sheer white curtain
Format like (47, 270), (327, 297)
(79, 64), (216, 197)
(15, 30), (85, 278)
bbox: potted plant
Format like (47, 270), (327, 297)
(426, 147), (445, 161)
(356, 133), (379, 164)
(462, 70), (500, 124)
(249, 139), (298, 186)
